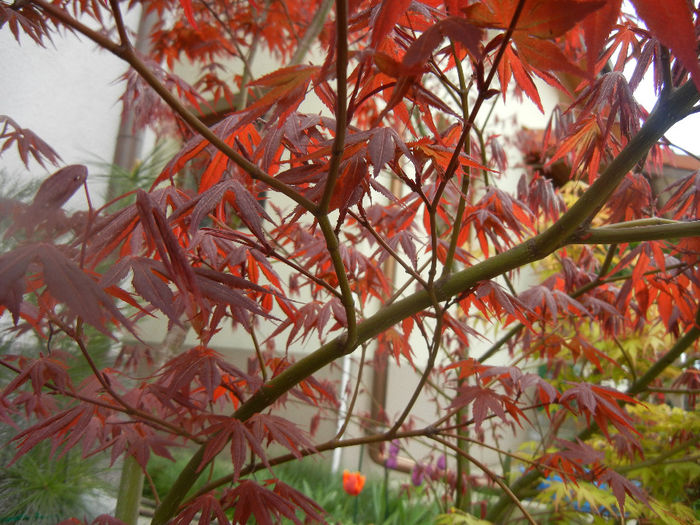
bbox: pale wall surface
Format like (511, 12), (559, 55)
(0, 16), (139, 201)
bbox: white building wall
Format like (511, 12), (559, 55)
(0, 14), (141, 202)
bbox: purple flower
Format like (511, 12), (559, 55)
(411, 464), (424, 486)
(436, 454), (446, 470)
(385, 440), (400, 468)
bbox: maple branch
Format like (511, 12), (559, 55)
(389, 303), (445, 434)
(185, 425), (440, 503)
(644, 387), (700, 394)
(333, 343), (366, 440)
(0, 350), (200, 442)
(153, 60), (700, 525)
(199, 0), (261, 107)
(250, 319), (267, 382)
(614, 335), (638, 384)
(55, 318), (200, 441)
(573, 220), (700, 244)
(659, 45), (673, 98)
(29, 0), (317, 213)
(289, 0), (333, 66)
(441, 43), (472, 278)
(626, 310), (700, 397)
(438, 430), (573, 477)
(350, 208), (428, 289)
(433, 0), (526, 204)
(318, 0), (348, 213)
(318, 214), (358, 346)
(235, 1), (270, 110)
(524, 81), (700, 256)
(108, 0), (130, 49)
(477, 324), (523, 363)
(475, 243), (687, 366)
(262, 233), (343, 298)
(29, 0), (122, 54)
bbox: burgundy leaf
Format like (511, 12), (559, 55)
(173, 494), (231, 525)
(36, 244), (133, 334)
(222, 480), (300, 525)
(0, 115), (61, 168)
(403, 17), (483, 69)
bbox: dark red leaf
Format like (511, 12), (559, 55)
(597, 468), (648, 517)
(0, 115), (61, 168)
(223, 480), (300, 525)
(631, 0), (700, 91)
(174, 494), (231, 525)
(371, 0), (412, 48)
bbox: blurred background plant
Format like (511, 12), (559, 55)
(0, 330), (115, 524)
(146, 452), (440, 524)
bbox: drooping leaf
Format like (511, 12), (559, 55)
(630, 0), (700, 91)
(371, 0), (413, 48)
(0, 115), (61, 168)
(223, 480), (300, 525)
(173, 494), (231, 525)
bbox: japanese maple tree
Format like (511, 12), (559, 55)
(1, 0), (700, 523)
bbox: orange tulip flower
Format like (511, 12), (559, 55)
(342, 470), (366, 496)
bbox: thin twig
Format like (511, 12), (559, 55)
(334, 343), (367, 440)
(430, 435), (539, 525)
(108, 0), (130, 49)
(319, 0), (348, 213)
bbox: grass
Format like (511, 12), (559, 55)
(0, 442), (109, 524)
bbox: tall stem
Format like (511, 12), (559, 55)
(115, 455), (145, 525)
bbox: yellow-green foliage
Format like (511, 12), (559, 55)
(601, 404), (699, 501)
(435, 508), (493, 525)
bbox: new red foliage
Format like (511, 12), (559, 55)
(1, 0), (700, 523)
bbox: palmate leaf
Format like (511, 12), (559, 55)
(0, 115), (61, 168)
(660, 170), (700, 220)
(199, 416), (269, 482)
(173, 494), (231, 525)
(597, 467), (648, 518)
(243, 65), (320, 128)
(155, 346), (255, 405)
(582, 0), (622, 76)
(135, 190), (201, 302)
(630, 0), (700, 92)
(559, 383), (640, 440)
(177, 0), (197, 28)
(222, 480), (304, 525)
(0, 243), (133, 334)
(536, 438), (605, 483)
(371, 0), (413, 48)
(29, 164), (87, 212)
(247, 413), (316, 459)
(465, 0), (609, 95)
(187, 179), (272, 245)
(9, 404), (97, 464)
(0, 244), (35, 324)
(0, 2), (56, 46)
(265, 357), (339, 408)
(449, 384), (526, 433)
(1, 352), (73, 399)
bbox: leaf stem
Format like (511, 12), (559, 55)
(319, 0), (348, 214)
